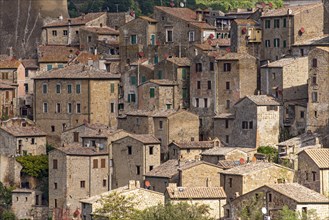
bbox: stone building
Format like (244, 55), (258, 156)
(226, 183), (329, 220)
(42, 12), (107, 46)
(166, 184), (227, 220)
(261, 3), (324, 61)
(61, 122), (128, 149)
(118, 109), (199, 159)
(0, 81), (17, 118)
(48, 146), (109, 218)
(37, 45), (79, 71)
(11, 189), (47, 220)
(214, 95), (281, 148)
(111, 134), (161, 189)
(220, 162), (295, 200)
(145, 160), (222, 194)
(154, 57), (191, 108)
(80, 180), (164, 220)
(79, 26), (119, 56)
(215, 52), (257, 114)
(107, 11), (135, 30)
(137, 79), (180, 111)
(297, 148), (329, 197)
(277, 132), (322, 169)
(34, 64), (120, 140)
(307, 47), (329, 143)
(261, 57), (308, 135)
(0, 54), (20, 83)
(168, 138), (219, 160)
(0, 118), (46, 156)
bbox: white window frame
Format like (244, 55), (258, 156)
(67, 103), (72, 114)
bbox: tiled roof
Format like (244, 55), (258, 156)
(266, 183), (329, 203)
(301, 149), (329, 169)
(214, 113), (235, 119)
(44, 12), (106, 27)
(293, 35), (329, 46)
(166, 57), (191, 66)
(21, 59), (38, 69)
(34, 64), (121, 80)
(80, 26), (119, 35)
(0, 123), (46, 137)
(209, 38), (231, 47)
(194, 43), (214, 51)
(56, 146), (108, 156)
(238, 95), (281, 106)
(201, 147), (251, 156)
(125, 110), (154, 117)
(262, 57), (307, 68)
(75, 51), (100, 64)
(220, 162), (290, 175)
(38, 45), (79, 63)
(128, 134), (160, 144)
(0, 81), (17, 90)
(190, 21), (216, 30)
(0, 57), (21, 69)
(139, 16), (157, 23)
(155, 6), (197, 21)
(80, 127), (124, 138)
(314, 46), (329, 53)
(170, 140), (215, 149)
(166, 186), (226, 199)
(277, 132), (320, 147)
(217, 160), (242, 169)
(234, 19), (257, 25)
(147, 79), (178, 86)
(261, 3), (322, 17)
(216, 52), (255, 60)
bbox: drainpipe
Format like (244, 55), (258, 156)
(89, 157), (91, 196)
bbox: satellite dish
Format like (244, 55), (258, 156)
(261, 207), (267, 214)
(180, 2), (185, 7)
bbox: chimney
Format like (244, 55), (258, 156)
(8, 47), (13, 57)
(128, 180), (136, 189)
(196, 10), (203, 22)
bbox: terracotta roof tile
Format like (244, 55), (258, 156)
(34, 64), (121, 80)
(166, 57), (191, 66)
(56, 146), (108, 156)
(262, 57), (307, 68)
(0, 118), (46, 137)
(217, 160), (242, 169)
(44, 12), (106, 27)
(237, 95), (281, 106)
(145, 79), (178, 86)
(38, 45), (79, 63)
(301, 149), (329, 169)
(166, 185), (226, 199)
(234, 19), (257, 25)
(80, 26), (119, 35)
(21, 59), (38, 69)
(139, 16), (157, 23)
(0, 81), (17, 89)
(0, 58), (21, 69)
(201, 147), (253, 156)
(216, 52), (255, 60)
(265, 183), (329, 203)
(220, 162), (291, 175)
(261, 3), (322, 17)
(128, 134), (160, 144)
(170, 140), (216, 149)
(155, 6), (197, 21)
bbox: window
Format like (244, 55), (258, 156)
(149, 166), (154, 171)
(242, 121), (248, 129)
(53, 159), (58, 169)
(63, 30), (68, 36)
(283, 18), (287, 27)
(210, 62), (214, 71)
(43, 102), (48, 113)
(249, 121), (253, 129)
(142, 76), (146, 83)
(127, 146), (132, 155)
(103, 179), (107, 187)
(196, 98), (199, 107)
(73, 132), (79, 142)
(229, 178), (232, 187)
(166, 29), (173, 42)
(207, 81), (211, 90)
(157, 71), (163, 79)
(199, 118), (203, 127)
(182, 88), (188, 99)
(312, 58), (317, 68)
(54, 182), (57, 189)
(47, 64), (52, 71)
(312, 171), (316, 181)
(67, 84), (72, 93)
(265, 20), (271, 28)
(204, 98), (208, 108)
(188, 31), (195, 42)
(93, 159), (98, 168)
(55, 199), (57, 208)
(226, 100), (230, 109)
(25, 70), (29, 77)
(312, 92), (318, 102)
(149, 146), (154, 155)
(130, 35), (137, 44)
(80, 181), (85, 188)
(91, 140), (96, 147)
(225, 135), (229, 143)
(130, 76), (137, 85)
(76, 30), (79, 35)
(76, 103), (81, 113)
(56, 103), (61, 113)
(100, 159), (106, 168)
(24, 83), (28, 93)
(274, 19), (280, 28)
(196, 63), (202, 72)
(31, 138), (35, 144)
(128, 93), (136, 103)
(110, 103), (115, 113)
(272, 72), (276, 79)
(225, 119), (229, 128)
(300, 111), (305, 118)
(197, 81), (201, 89)
(42, 84), (48, 94)
(150, 88), (155, 98)
(265, 40), (271, 47)
(274, 38), (280, 47)
(150, 34), (155, 45)
(154, 55), (159, 64)
(268, 193), (272, 202)
(283, 40), (287, 48)
(224, 63), (231, 72)
(159, 121), (163, 129)
(166, 104), (172, 109)
(51, 125), (55, 132)
(76, 84), (81, 94)
(182, 68), (187, 80)
(226, 82), (230, 90)
(315, 111), (318, 118)
(136, 166), (141, 175)
(52, 30), (57, 36)
(88, 36), (92, 42)
(67, 103), (72, 113)
(312, 76), (317, 84)
(302, 207), (307, 214)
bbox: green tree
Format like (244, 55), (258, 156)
(239, 193), (263, 220)
(279, 205), (321, 220)
(16, 155), (48, 179)
(0, 182), (12, 209)
(257, 146), (278, 163)
(134, 202), (214, 220)
(0, 210), (16, 220)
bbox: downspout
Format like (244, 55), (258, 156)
(89, 157), (91, 196)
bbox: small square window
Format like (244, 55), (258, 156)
(127, 146), (132, 155)
(136, 166), (141, 175)
(149, 146), (154, 155)
(80, 181), (85, 188)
